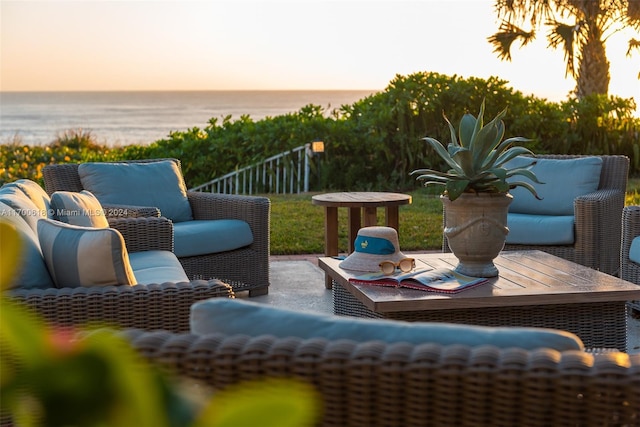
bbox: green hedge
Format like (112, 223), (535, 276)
(2, 72), (638, 189)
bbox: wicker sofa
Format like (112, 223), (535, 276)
(116, 298), (640, 427)
(1, 179), (233, 332)
(42, 158), (271, 296)
(123, 329), (640, 427)
(443, 154), (629, 275)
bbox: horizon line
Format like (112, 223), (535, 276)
(1, 88), (381, 93)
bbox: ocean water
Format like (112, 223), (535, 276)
(0, 90), (375, 146)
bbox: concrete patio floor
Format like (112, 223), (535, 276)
(240, 254), (640, 354)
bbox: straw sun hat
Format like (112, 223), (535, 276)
(339, 226), (407, 272)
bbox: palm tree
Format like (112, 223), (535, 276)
(488, 0), (640, 98)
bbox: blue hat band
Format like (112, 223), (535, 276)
(354, 235), (396, 255)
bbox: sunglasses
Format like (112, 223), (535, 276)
(379, 258), (415, 275)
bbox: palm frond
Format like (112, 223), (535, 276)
(546, 19), (579, 77)
(627, 38), (640, 57)
(627, 0), (640, 22)
(488, 21), (536, 61)
(494, 0), (555, 27)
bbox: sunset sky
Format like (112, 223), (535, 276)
(1, 0), (638, 107)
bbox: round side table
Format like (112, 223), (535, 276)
(312, 191), (412, 288)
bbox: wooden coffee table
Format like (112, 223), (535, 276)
(319, 250), (640, 351)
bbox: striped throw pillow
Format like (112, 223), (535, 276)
(50, 190), (109, 228)
(37, 218), (137, 288)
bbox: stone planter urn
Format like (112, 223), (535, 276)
(441, 192), (512, 278)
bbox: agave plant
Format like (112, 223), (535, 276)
(411, 100), (542, 201)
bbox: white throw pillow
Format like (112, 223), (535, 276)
(37, 218), (137, 288)
(50, 190), (109, 228)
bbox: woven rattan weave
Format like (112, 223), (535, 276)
(6, 213), (234, 332)
(8, 280), (233, 332)
(333, 281), (628, 351)
(621, 205), (640, 312)
(122, 329), (640, 427)
(321, 251), (640, 353)
(43, 159), (271, 296)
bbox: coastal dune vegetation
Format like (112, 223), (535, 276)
(2, 71), (639, 253)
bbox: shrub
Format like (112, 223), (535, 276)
(2, 72), (638, 188)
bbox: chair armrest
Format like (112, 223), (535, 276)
(187, 191), (271, 252)
(6, 279), (233, 333)
(101, 203), (161, 218)
(187, 192), (270, 221)
(108, 216), (174, 252)
(574, 189), (625, 273)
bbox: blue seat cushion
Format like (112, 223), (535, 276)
(629, 237), (640, 264)
(506, 213), (575, 245)
(128, 250), (189, 284)
(190, 298), (584, 352)
(173, 219), (253, 258)
(506, 156), (603, 215)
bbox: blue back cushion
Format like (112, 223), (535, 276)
(506, 156), (603, 215)
(0, 201), (54, 289)
(78, 160), (193, 222)
(191, 298), (584, 352)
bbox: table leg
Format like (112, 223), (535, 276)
(385, 206), (400, 230)
(363, 207), (377, 227)
(324, 206), (338, 289)
(347, 207), (361, 254)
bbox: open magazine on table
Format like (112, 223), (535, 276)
(348, 267), (489, 294)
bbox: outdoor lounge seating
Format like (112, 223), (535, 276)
(1, 179), (233, 332)
(443, 154), (629, 275)
(620, 205), (640, 312)
(42, 158), (271, 296)
(120, 299), (640, 427)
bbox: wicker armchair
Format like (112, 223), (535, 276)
(443, 155), (629, 275)
(620, 205), (640, 312)
(6, 216), (234, 333)
(122, 329), (640, 427)
(42, 159), (271, 296)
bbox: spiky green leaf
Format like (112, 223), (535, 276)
(451, 147), (475, 177)
(445, 180), (470, 201)
(469, 100), (486, 151)
(458, 113), (476, 147)
(507, 168), (544, 184)
(421, 137), (465, 175)
(444, 113), (459, 147)
(507, 180), (542, 199)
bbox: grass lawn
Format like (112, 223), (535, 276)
(269, 178), (640, 255)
